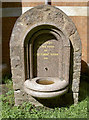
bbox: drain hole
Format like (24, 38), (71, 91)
(45, 67), (48, 71)
(36, 79), (54, 85)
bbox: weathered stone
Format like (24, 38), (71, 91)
(10, 5), (82, 107)
(13, 81), (24, 90)
(73, 71), (80, 79)
(10, 46), (22, 58)
(63, 20), (76, 37)
(73, 93), (79, 105)
(11, 56), (22, 69)
(11, 69), (23, 78)
(14, 90), (28, 99)
(72, 79), (80, 92)
(74, 63), (81, 70)
(69, 31), (81, 52)
(74, 53), (81, 63)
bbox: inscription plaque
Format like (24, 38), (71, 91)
(32, 33), (62, 77)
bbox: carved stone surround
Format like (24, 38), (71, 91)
(10, 5), (82, 106)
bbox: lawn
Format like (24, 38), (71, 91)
(0, 74), (89, 119)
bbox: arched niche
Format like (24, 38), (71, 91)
(24, 24), (70, 82)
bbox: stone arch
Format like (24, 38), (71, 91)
(23, 24), (70, 82)
(10, 5), (81, 105)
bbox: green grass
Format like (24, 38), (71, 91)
(0, 75), (89, 119)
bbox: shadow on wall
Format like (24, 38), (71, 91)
(79, 60), (89, 107)
(81, 60), (89, 76)
(78, 74), (89, 105)
(2, 1), (22, 76)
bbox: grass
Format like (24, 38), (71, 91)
(0, 74), (89, 119)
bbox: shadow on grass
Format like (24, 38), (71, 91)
(79, 74), (89, 102)
(35, 74), (89, 108)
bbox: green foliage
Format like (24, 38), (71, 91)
(1, 75), (88, 119)
(1, 95), (87, 119)
(2, 74), (12, 84)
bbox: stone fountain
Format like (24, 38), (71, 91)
(10, 5), (81, 107)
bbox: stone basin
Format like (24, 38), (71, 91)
(24, 77), (69, 99)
